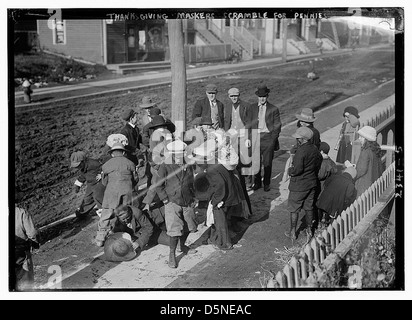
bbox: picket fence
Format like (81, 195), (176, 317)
(274, 161), (395, 288)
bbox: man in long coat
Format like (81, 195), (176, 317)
(120, 108), (144, 166)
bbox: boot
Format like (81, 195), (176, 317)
(285, 213), (298, 243)
(305, 227), (313, 244)
(95, 229), (109, 247)
(177, 232), (197, 254)
(168, 236), (179, 268)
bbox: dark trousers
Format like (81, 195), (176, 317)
(78, 182), (105, 215)
(209, 207), (232, 249)
(254, 132), (276, 186)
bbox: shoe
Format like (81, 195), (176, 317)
(252, 183), (262, 191)
(264, 185), (270, 192)
(168, 252), (177, 268)
(177, 245), (197, 255)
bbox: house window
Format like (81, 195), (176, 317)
(52, 20), (66, 45)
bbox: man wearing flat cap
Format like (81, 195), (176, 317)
(192, 83), (225, 130)
(285, 127), (322, 244)
(251, 84), (282, 192)
(120, 108), (144, 167)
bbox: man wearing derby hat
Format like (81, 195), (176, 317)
(120, 108), (144, 166)
(154, 139), (198, 268)
(251, 84), (282, 192)
(296, 108), (321, 149)
(95, 143), (138, 247)
(192, 83), (225, 130)
(139, 96), (158, 127)
(69, 150), (106, 220)
(285, 127), (322, 244)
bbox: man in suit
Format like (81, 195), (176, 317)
(192, 83), (225, 130)
(251, 84), (282, 192)
(120, 108), (144, 167)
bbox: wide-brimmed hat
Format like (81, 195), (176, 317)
(106, 133), (128, 148)
(122, 109), (136, 121)
(108, 142), (126, 153)
(292, 127), (313, 140)
(191, 139), (217, 163)
(358, 126), (377, 142)
(255, 84), (270, 97)
(70, 151), (86, 168)
(344, 166), (357, 180)
(166, 139), (187, 154)
(296, 108), (316, 122)
(104, 232), (137, 262)
(228, 88), (240, 96)
(194, 172), (211, 201)
(149, 115), (168, 129)
(343, 106), (360, 118)
(139, 96), (157, 109)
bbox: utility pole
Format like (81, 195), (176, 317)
(168, 19), (187, 135)
(282, 18), (288, 63)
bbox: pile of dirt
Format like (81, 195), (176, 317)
(14, 50), (395, 230)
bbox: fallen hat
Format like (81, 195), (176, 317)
(357, 126), (377, 142)
(255, 84), (270, 97)
(344, 166), (357, 180)
(122, 109), (136, 121)
(292, 126), (313, 140)
(205, 84), (218, 93)
(228, 88), (240, 96)
(140, 96), (157, 109)
(70, 151), (86, 168)
(104, 232), (137, 262)
(166, 139), (187, 154)
(296, 108), (316, 123)
(319, 141), (330, 154)
(108, 142), (126, 153)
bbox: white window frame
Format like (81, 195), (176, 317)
(52, 19), (66, 45)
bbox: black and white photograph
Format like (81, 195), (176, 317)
(5, 1), (407, 301)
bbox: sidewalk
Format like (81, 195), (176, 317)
(34, 80), (395, 290)
(15, 49), (353, 108)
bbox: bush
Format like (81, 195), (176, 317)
(14, 51), (109, 85)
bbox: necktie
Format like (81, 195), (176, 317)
(258, 104), (265, 129)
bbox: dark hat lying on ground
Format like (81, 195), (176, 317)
(70, 151), (86, 168)
(122, 109), (136, 121)
(104, 232), (137, 262)
(319, 141), (330, 154)
(255, 84), (270, 97)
